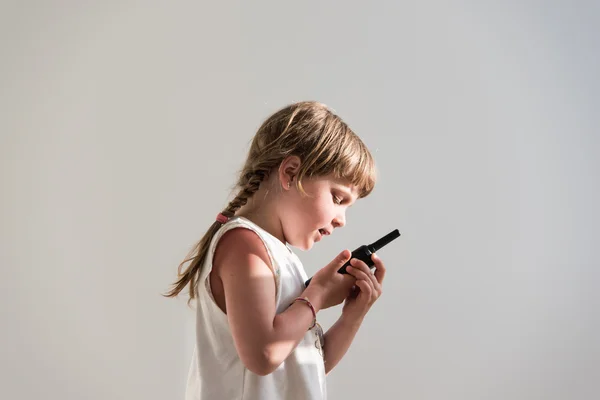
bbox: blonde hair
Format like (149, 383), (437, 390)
(164, 101), (377, 302)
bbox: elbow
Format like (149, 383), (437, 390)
(241, 346), (281, 376)
(247, 363), (276, 377)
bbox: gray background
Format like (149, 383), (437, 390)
(2, 1), (598, 399)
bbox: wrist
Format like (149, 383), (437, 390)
(291, 297), (317, 330)
(301, 285), (325, 313)
(341, 309), (366, 325)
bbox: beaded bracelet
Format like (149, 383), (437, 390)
(291, 297), (316, 330)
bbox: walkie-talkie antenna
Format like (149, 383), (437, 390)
(370, 229), (400, 252)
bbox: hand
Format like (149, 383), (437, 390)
(303, 250), (356, 310)
(341, 253), (386, 320)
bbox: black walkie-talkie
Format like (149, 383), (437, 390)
(304, 229), (401, 287)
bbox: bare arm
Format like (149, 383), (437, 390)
(323, 255), (387, 374)
(215, 228), (335, 376)
(322, 314), (364, 374)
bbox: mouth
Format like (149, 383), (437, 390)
(318, 228), (331, 237)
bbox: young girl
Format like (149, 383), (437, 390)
(165, 101), (386, 400)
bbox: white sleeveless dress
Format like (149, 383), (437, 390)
(185, 216), (327, 400)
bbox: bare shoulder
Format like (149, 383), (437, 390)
(213, 227), (274, 279)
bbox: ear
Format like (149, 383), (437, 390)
(278, 155), (301, 190)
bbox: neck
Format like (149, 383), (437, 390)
(235, 184), (286, 245)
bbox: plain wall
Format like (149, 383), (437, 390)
(2, 1), (598, 399)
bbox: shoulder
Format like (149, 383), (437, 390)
(213, 225), (274, 278)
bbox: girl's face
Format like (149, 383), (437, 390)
(279, 174), (359, 250)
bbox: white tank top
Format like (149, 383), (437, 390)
(185, 216), (327, 400)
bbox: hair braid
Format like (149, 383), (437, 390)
(163, 170), (267, 303)
(221, 170), (266, 218)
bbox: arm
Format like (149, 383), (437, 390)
(323, 313), (364, 374)
(323, 254), (387, 374)
(215, 228), (328, 376)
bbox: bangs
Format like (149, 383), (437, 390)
(331, 135), (377, 198)
(288, 106), (377, 198)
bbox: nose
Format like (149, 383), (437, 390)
(332, 212), (346, 229)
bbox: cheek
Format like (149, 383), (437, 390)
(282, 196), (319, 236)
(287, 190), (333, 232)
(311, 195), (335, 223)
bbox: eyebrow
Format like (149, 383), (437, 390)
(334, 185), (359, 204)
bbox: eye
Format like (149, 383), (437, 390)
(332, 194), (343, 205)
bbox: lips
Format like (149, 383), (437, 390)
(316, 228), (331, 243)
(319, 228), (331, 236)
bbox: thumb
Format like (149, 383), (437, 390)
(328, 249), (351, 272)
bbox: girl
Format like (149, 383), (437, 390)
(166, 101), (386, 400)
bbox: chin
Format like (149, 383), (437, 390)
(295, 242), (313, 251)
(288, 237), (314, 251)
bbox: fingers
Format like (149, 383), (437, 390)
(346, 261), (373, 283)
(347, 266), (376, 292)
(346, 258), (384, 303)
(371, 253), (386, 284)
(348, 258), (380, 290)
(354, 279), (373, 299)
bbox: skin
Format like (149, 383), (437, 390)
(209, 155), (386, 376)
